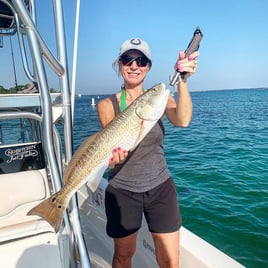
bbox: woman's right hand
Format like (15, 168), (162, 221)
(175, 51), (199, 80)
(108, 147), (128, 169)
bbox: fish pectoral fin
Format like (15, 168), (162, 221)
(136, 121), (145, 143)
(86, 162), (107, 192)
(63, 132), (99, 184)
(129, 121), (145, 151)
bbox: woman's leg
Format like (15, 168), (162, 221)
(152, 230), (180, 268)
(144, 179), (181, 267)
(105, 185), (143, 267)
(112, 231), (138, 268)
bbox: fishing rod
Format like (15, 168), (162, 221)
(169, 27), (203, 87)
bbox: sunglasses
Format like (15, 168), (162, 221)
(119, 55), (150, 67)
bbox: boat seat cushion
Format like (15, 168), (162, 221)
(0, 170), (47, 218)
(0, 169), (53, 242)
(0, 219), (54, 243)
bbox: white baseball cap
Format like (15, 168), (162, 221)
(118, 38), (151, 61)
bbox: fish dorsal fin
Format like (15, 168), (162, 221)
(63, 132), (99, 184)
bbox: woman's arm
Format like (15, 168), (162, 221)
(165, 51), (198, 127)
(97, 97), (115, 128)
(166, 81), (193, 127)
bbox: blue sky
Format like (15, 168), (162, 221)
(1, 0), (268, 94)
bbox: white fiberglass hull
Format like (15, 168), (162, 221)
(78, 178), (245, 268)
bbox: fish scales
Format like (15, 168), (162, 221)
(62, 124), (142, 200)
(63, 108), (144, 196)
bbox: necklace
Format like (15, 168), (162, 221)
(120, 88), (145, 112)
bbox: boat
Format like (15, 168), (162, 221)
(0, 1), (245, 267)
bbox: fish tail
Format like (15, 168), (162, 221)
(27, 192), (66, 232)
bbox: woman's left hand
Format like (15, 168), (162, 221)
(175, 51), (199, 79)
(108, 147), (128, 169)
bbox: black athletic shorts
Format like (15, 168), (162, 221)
(105, 178), (182, 238)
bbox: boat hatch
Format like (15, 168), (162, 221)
(0, 117), (45, 174)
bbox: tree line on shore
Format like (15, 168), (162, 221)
(0, 84), (58, 94)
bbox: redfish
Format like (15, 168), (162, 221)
(27, 83), (170, 232)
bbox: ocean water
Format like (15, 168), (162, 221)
(73, 89), (268, 268)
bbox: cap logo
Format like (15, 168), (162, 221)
(130, 38), (141, 45)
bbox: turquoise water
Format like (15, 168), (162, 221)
(73, 89), (268, 268)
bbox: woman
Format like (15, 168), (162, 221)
(97, 38), (198, 268)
